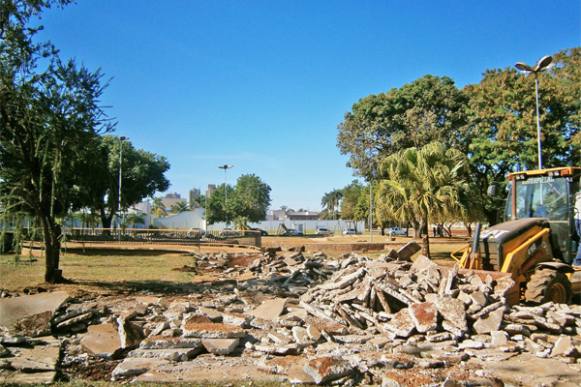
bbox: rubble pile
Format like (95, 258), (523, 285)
(246, 251), (338, 293)
(1, 246), (581, 385)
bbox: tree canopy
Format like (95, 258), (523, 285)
(0, 0), (111, 282)
(338, 48), (579, 226)
(206, 174), (271, 225)
(83, 135), (170, 229)
(337, 75), (468, 179)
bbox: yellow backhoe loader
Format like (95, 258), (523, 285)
(452, 166), (581, 305)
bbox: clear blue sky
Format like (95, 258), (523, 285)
(38, 0), (580, 210)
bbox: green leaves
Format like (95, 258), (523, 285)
(205, 174), (271, 225)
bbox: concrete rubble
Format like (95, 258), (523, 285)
(1, 247), (580, 385)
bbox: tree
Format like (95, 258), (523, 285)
(205, 174), (271, 225)
(375, 142), (473, 257)
(337, 75), (468, 179)
(126, 212), (145, 228)
(463, 48), (580, 224)
(84, 135), (170, 230)
(170, 200), (189, 214)
(320, 189), (343, 219)
(340, 181), (364, 219)
(151, 197), (167, 218)
(205, 184), (236, 224)
(0, 0), (110, 282)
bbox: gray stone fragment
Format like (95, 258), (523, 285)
(303, 356), (355, 384)
(397, 242), (421, 261)
(384, 309), (415, 338)
(551, 335), (577, 357)
(408, 302), (437, 333)
(436, 297), (467, 332)
(490, 330), (509, 347)
(127, 347), (201, 362)
(111, 358), (169, 380)
(201, 338), (240, 355)
(473, 308), (504, 334)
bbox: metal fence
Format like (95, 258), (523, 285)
(65, 227), (262, 248)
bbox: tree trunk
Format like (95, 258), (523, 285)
(412, 220), (421, 238)
(464, 222), (472, 238)
(100, 208), (113, 235)
(40, 215), (63, 283)
(421, 234), (431, 258)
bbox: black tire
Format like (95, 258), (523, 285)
(525, 269), (572, 304)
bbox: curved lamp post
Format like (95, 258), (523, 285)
(515, 55), (552, 170)
(118, 136), (127, 238)
(218, 164), (234, 224)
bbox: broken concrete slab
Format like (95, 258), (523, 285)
(436, 297), (467, 332)
(127, 347), (201, 362)
(303, 356), (355, 384)
(140, 336), (202, 349)
(551, 335), (577, 358)
(181, 320), (245, 339)
(473, 307), (504, 334)
(384, 309), (415, 338)
(0, 291), (68, 335)
(201, 338), (240, 355)
(408, 302), (437, 333)
(251, 298), (287, 321)
(6, 338), (60, 373)
(396, 242), (421, 261)
(80, 322), (123, 358)
(111, 358), (169, 381)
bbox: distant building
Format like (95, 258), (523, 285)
(286, 210), (320, 221)
(189, 188), (201, 208)
(266, 207), (320, 221)
(206, 184), (217, 198)
(161, 192), (183, 211)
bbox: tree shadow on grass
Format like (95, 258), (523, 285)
(72, 276), (297, 297)
(63, 248), (189, 256)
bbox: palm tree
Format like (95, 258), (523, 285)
(170, 200), (189, 214)
(151, 197), (167, 218)
(375, 142), (471, 257)
(321, 189), (343, 219)
(126, 212), (145, 228)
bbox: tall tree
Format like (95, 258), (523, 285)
(84, 135), (170, 230)
(340, 180), (364, 220)
(463, 48), (580, 224)
(170, 200), (189, 214)
(0, 0), (110, 282)
(375, 142), (473, 257)
(337, 75), (468, 179)
(151, 197), (167, 218)
(320, 189), (343, 219)
(205, 174), (271, 225)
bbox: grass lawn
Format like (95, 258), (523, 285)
(0, 251), (198, 293)
(0, 240), (466, 293)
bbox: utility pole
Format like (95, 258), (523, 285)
(515, 55), (552, 170)
(218, 164), (234, 225)
(118, 136), (127, 240)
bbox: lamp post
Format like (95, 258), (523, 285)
(118, 136), (127, 238)
(218, 164), (234, 224)
(515, 55), (552, 170)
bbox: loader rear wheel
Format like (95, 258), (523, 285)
(525, 269), (572, 304)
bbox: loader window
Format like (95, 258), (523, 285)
(514, 177), (569, 221)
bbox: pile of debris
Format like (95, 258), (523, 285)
(1, 245), (581, 385)
(246, 251), (338, 294)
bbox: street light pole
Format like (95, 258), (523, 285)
(218, 164), (234, 224)
(118, 136), (127, 239)
(515, 55), (552, 170)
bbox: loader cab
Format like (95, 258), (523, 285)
(504, 167), (580, 263)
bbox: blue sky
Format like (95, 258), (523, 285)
(38, 1), (580, 210)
